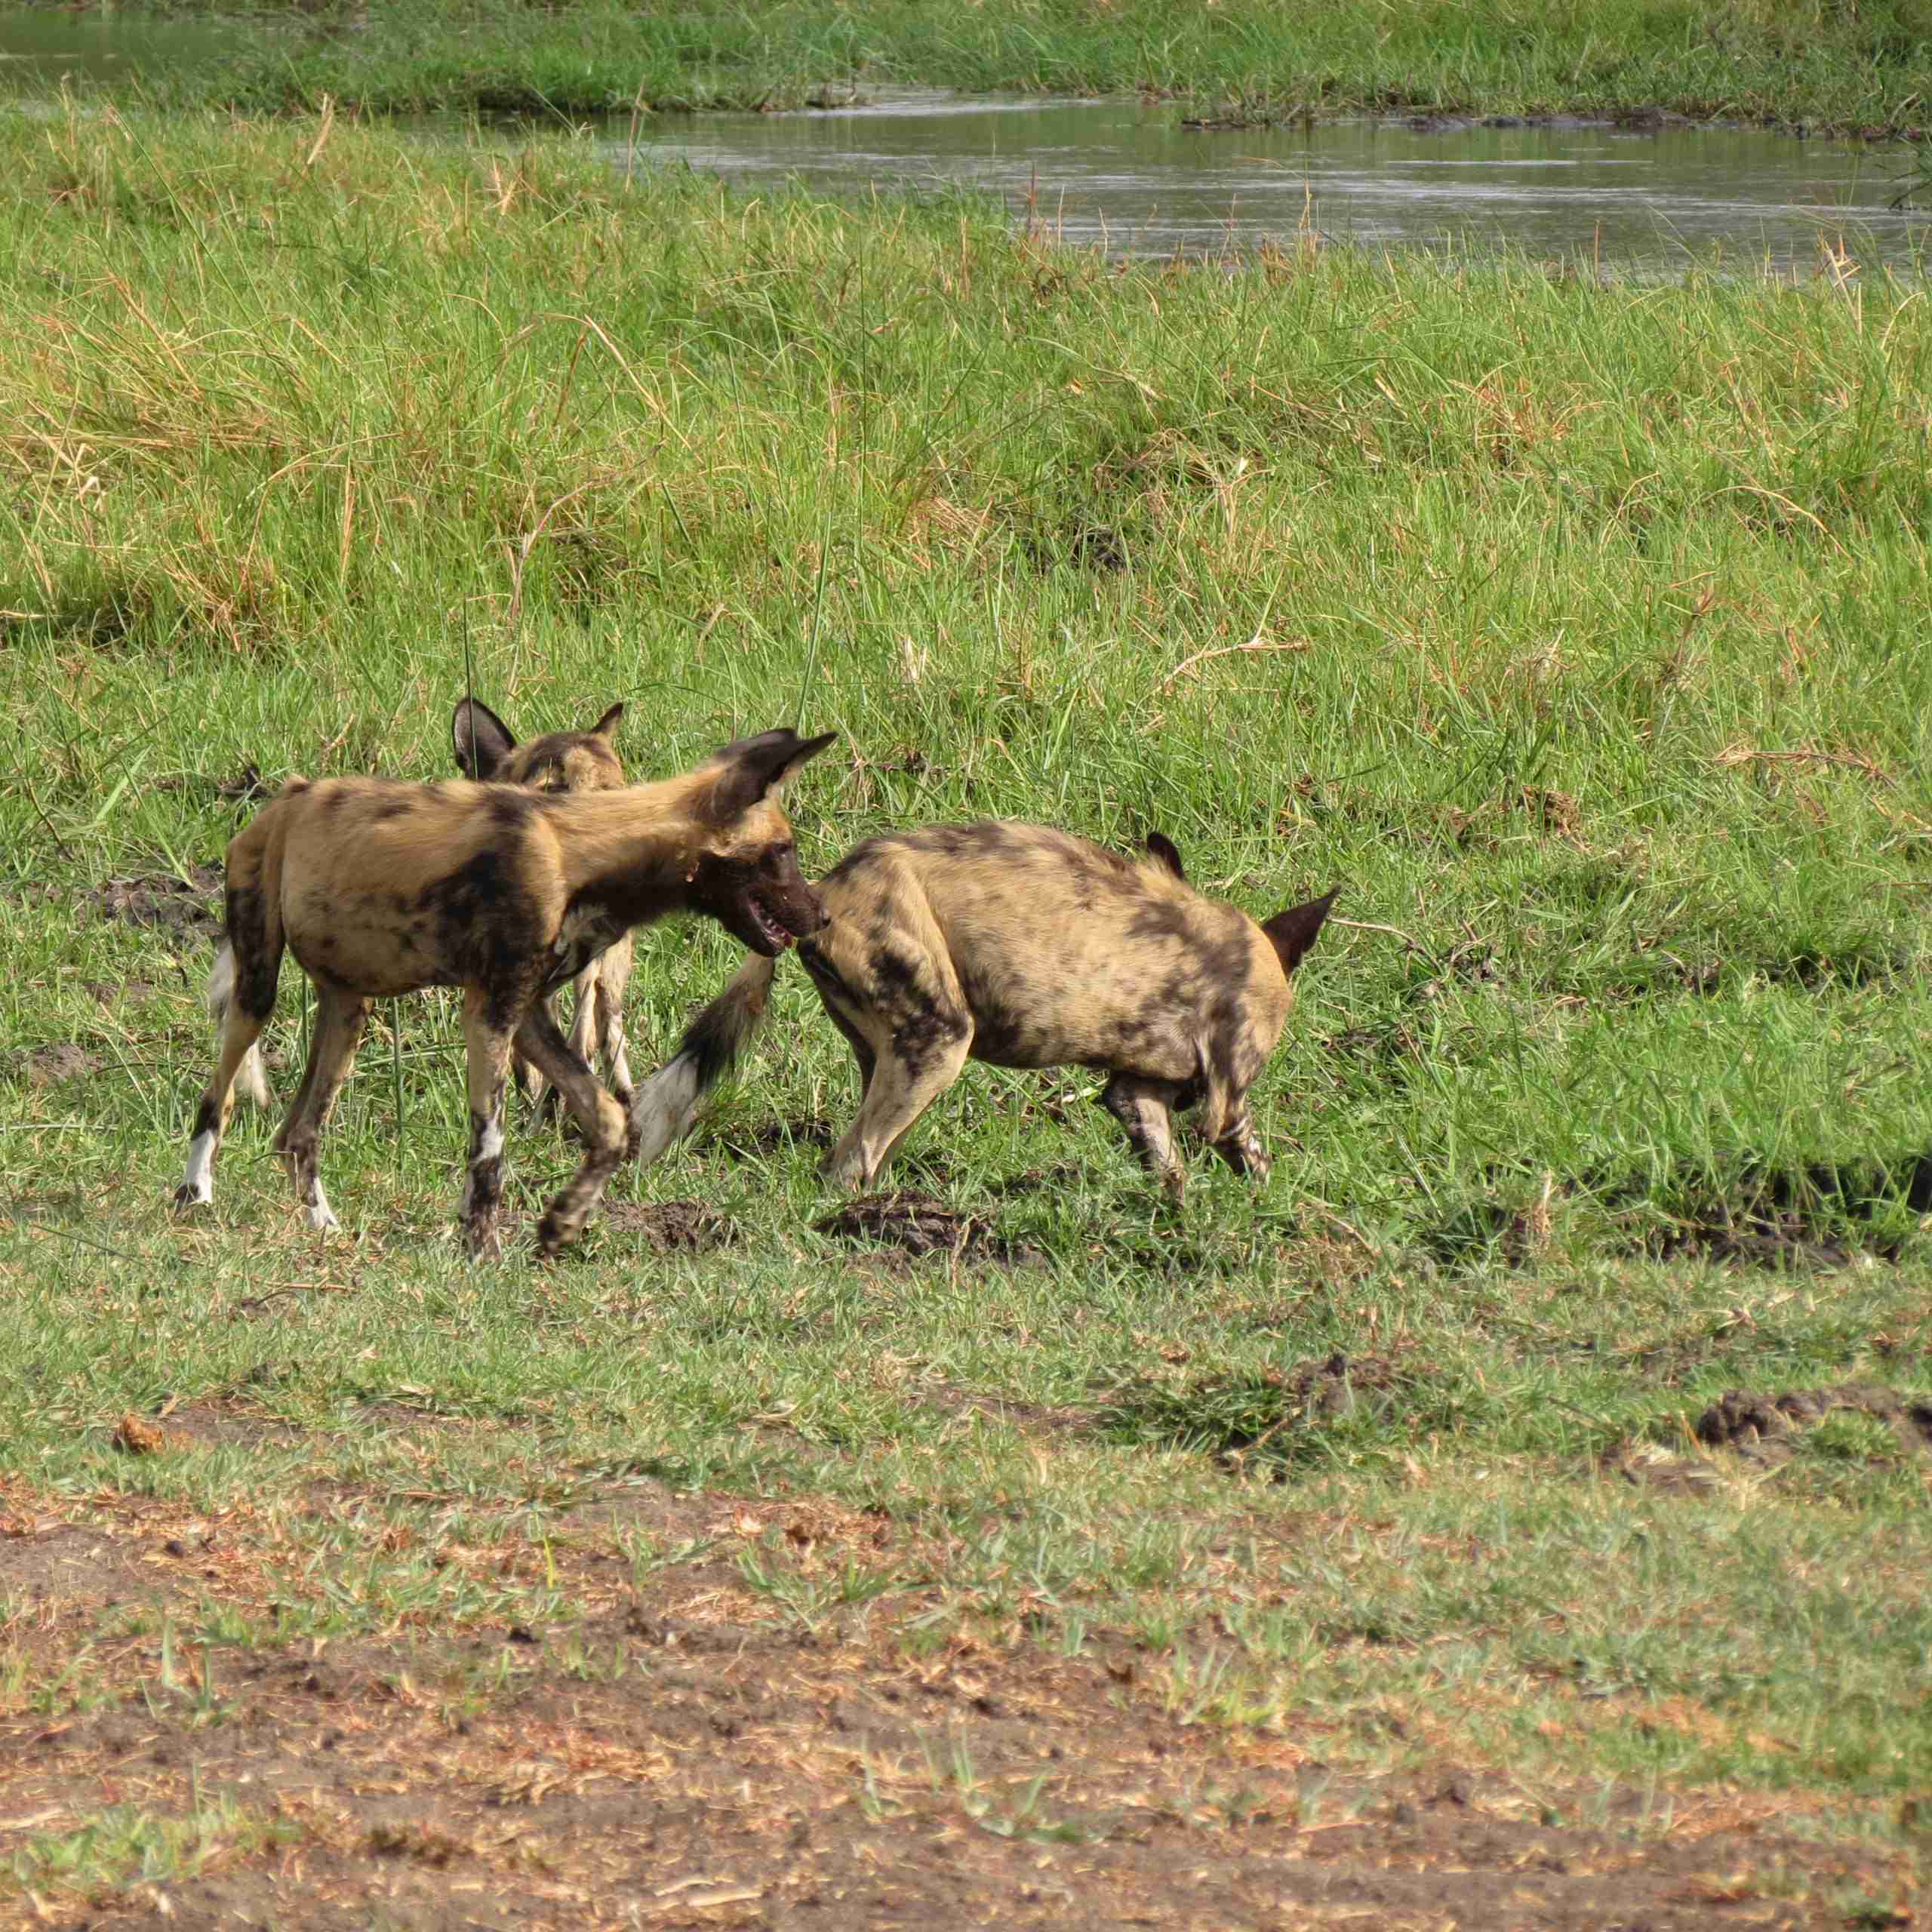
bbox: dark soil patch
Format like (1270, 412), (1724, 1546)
(84, 865), (224, 946)
(5, 1042), (102, 1088)
(1694, 1383), (1932, 1467)
(599, 1198), (738, 1254)
(706, 1115), (835, 1160)
(814, 1190), (1045, 1268)
(80, 979), (157, 1008)
(0, 1495), (1906, 1930)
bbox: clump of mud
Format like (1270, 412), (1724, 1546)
(86, 865), (224, 946)
(601, 1200), (737, 1255)
(5, 1042), (101, 1088)
(814, 1191), (1044, 1268)
(1694, 1384), (1932, 1466)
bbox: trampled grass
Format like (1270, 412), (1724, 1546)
(20, 0), (1932, 135)
(1, 107), (1930, 1916)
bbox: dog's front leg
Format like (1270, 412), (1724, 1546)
(1100, 1075), (1187, 1202)
(515, 1004), (626, 1257)
(1207, 1105), (1272, 1183)
(458, 989), (515, 1260)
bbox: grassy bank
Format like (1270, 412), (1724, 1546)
(14, 0), (1932, 134)
(2, 109), (1930, 1919)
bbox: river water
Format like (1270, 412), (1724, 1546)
(620, 93), (1930, 276)
(2, 11), (1925, 276)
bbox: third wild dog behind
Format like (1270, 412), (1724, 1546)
(632, 820), (1334, 1199)
(451, 694), (636, 1118)
(177, 729), (835, 1258)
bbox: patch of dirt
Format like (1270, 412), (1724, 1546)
(5, 1042), (102, 1088)
(706, 1115), (835, 1161)
(0, 1477), (1909, 1931)
(599, 1198), (738, 1254)
(814, 1190), (1046, 1268)
(84, 865), (224, 946)
(80, 980), (157, 1008)
(1694, 1384), (1932, 1467)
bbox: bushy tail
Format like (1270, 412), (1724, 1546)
(208, 940), (275, 1111)
(629, 952), (779, 1164)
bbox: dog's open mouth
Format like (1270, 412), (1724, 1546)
(741, 891), (795, 955)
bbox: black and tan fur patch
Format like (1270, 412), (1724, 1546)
(451, 695), (635, 1118)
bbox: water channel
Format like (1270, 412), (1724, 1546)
(3, 9), (1926, 276)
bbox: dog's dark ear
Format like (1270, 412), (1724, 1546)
(703, 728), (837, 820)
(589, 702), (625, 743)
(452, 697), (517, 781)
(1262, 888), (1337, 977)
(1144, 831), (1185, 879)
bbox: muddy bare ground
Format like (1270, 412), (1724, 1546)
(83, 866), (225, 947)
(0, 1477), (1915, 1930)
(814, 1192), (1047, 1269)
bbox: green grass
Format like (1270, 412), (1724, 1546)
(0, 106), (1930, 1906)
(14, 0), (1932, 134)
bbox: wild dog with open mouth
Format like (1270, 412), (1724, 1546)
(451, 694), (636, 1120)
(632, 821), (1334, 1199)
(174, 728), (835, 1257)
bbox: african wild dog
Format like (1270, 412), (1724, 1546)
(632, 821), (1334, 1199)
(174, 729), (835, 1257)
(451, 695), (635, 1120)
(215, 694), (638, 1125)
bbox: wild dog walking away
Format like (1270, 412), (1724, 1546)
(633, 821), (1334, 1199)
(451, 695), (636, 1118)
(175, 729), (835, 1257)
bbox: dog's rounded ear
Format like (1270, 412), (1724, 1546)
(452, 697), (517, 780)
(1144, 830), (1185, 879)
(589, 702), (625, 743)
(1262, 888), (1338, 977)
(702, 728), (837, 820)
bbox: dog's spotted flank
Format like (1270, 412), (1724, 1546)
(633, 820), (1335, 1201)
(175, 728), (835, 1258)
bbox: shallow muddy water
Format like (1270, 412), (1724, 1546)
(2, 6), (1925, 276)
(0, 8), (246, 85)
(620, 93), (1931, 276)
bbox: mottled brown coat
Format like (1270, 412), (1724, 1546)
(451, 695), (635, 1116)
(175, 729), (834, 1257)
(632, 820), (1334, 1199)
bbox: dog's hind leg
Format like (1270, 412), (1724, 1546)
(272, 987), (371, 1232)
(819, 1018), (972, 1191)
(457, 987), (515, 1260)
(175, 866), (284, 1212)
(207, 943), (275, 1112)
(594, 934), (635, 1109)
(1100, 1074), (1188, 1201)
(174, 993), (276, 1212)
(517, 1004), (627, 1256)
